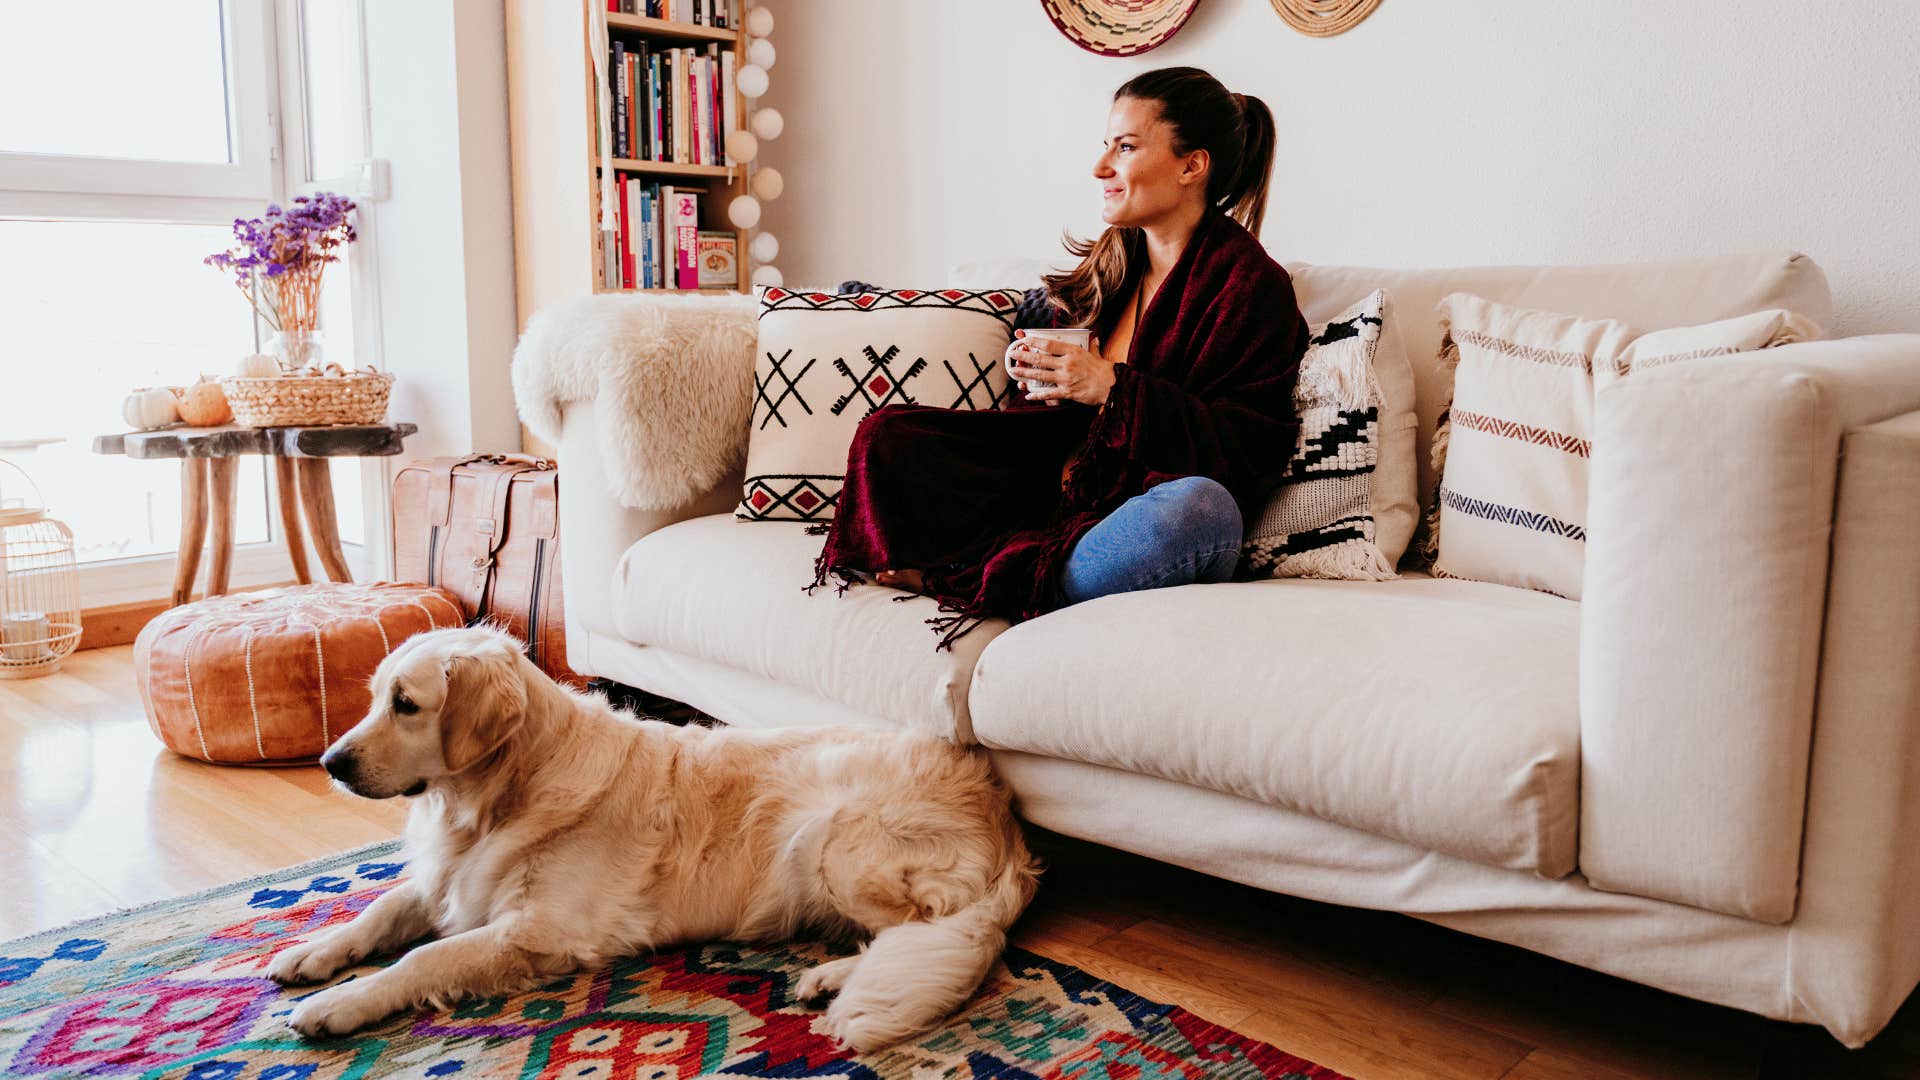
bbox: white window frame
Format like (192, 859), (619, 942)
(0, 0), (388, 607)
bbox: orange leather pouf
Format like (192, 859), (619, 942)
(134, 582), (467, 764)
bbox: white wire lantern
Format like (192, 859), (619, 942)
(0, 459), (81, 679)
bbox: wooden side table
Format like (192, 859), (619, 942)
(93, 423), (418, 608)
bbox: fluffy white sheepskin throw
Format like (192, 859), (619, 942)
(513, 290), (759, 510)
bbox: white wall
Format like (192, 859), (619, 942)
(758, 0), (1920, 336)
(364, 0), (520, 458)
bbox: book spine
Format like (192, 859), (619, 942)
(638, 186), (652, 289)
(708, 46), (721, 163)
(694, 54), (709, 165)
(630, 176), (645, 288)
(632, 44), (646, 160)
(611, 41), (627, 159)
(630, 53), (642, 158)
(651, 52), (664, 162)
(613, 174), (628, 288)
(649, 183), (663, 289)
(721, 49), (736, 162)
(671, 189), (699, 289)
(659, 184), (674, 287)
(677, 50), (690, 164)
(714, 0), (727, 30)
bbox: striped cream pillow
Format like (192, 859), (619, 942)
(1426, 294), (1817, 599)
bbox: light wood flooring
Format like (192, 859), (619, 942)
(4, 646), (1915, 1078)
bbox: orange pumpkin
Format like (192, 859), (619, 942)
(175, 377), (233, 426)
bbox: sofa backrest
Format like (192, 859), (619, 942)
(953, 251), (1833, 508)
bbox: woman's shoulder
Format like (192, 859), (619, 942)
(1194, 213), (1297, 298)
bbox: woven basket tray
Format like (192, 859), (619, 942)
(222, 370), (393, 427)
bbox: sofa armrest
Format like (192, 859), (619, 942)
(1579, 334), (1920, 922)
(558, 397), (742, 677)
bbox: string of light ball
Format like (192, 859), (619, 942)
(724, 2), (784, 287)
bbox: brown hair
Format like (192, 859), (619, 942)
(1042, 67), (1276, 329)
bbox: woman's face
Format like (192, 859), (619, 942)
(1094, 96), (1206, 228)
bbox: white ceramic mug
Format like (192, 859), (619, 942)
(1004, 328), (1093, 395)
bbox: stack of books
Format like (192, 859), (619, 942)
(611, 41), (737, 167)
(612, 180), (738, 291)
(608, 0), (735, 26)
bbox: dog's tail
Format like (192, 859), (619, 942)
(826, 853), (1039, 1051)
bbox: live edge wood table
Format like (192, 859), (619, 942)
(92, 423), (417, 608)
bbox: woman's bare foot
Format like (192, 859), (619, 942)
(874, 568), (926, 594)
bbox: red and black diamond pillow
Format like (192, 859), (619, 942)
(736, 286), (1021, 522)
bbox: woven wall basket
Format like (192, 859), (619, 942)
(222, 370), (394, 427)
(1270, 0), (1380, 37)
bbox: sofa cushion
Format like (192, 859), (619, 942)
(966, 575), (1581, 876)
(612, 513), (1006, 742)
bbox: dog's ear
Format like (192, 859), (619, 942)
(438, 638), (530, 773)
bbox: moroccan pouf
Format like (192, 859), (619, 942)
(134, 582), (466, 764)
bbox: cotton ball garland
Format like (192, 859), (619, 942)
(752, 265), (783, 287)
(751, 167), (784, 201)
(750, 108), (783, 141)
(727, 194), (762, 229)
(738, 64), (769, 99)
(750, 231), (779, 263)
(747, 37), (776, 70)
(745, 6), (774, 37)
(724, 129), (758, 164)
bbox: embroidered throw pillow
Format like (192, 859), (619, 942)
(1240, 290), (1401, 580)
(738, 286), (1020, 521)
(1426, 293), (1819, 599)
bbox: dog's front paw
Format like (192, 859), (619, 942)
(287, 982), (387, 1039)
(794, 956), (860, 1007)
(267, 936), (360, 986)
(824, 995), (914, 1054)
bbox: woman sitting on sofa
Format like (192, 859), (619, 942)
(808, 66), (1310, 650)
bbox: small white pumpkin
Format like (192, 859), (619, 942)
(235, 353), (282, 378)
(123, 387), (179, 430)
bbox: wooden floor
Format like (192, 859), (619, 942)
(4, 647), (1914, 1078)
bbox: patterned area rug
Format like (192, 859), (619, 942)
(0, 842), (1346, 1078)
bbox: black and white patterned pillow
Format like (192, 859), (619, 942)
(737, 286), (1019, 521)
(1239, 290), (1398, 580)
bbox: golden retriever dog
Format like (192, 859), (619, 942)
(269, 626), (1038, 1051)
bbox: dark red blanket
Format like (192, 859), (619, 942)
(807, 210), (1309, 648)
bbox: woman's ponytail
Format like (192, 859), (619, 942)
(1223, 93), (1275, 236)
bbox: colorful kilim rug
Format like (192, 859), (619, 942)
(0, 842), (1347, 1078)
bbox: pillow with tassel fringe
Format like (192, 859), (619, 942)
(1239, 289), (1401, 581)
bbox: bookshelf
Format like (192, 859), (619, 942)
(508, 1), (757, 451)
(591, 4), (751, 295)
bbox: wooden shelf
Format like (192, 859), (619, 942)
(594, 285), (738, 295)
(598, 157), (735, 179)
(606, 13), (738, 43)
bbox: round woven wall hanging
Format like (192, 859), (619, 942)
(1040, 0), (1203, 58)
(1270, 0), (1380, 37)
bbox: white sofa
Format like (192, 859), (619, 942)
(523, 251), (1920, 1047)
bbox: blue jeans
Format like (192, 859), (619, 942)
(1057, 476), (1243, 606)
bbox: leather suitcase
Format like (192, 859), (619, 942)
(391, 454), (579, 685)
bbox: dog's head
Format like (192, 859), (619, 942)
(318, 626), (531, 799)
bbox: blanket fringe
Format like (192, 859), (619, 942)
(926, 610), (989, 652)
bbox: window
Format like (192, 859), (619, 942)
(0, 0), (379, 604)
(0, 4), (233, 164)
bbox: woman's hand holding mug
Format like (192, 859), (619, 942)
(1005, 329), (1116, 408)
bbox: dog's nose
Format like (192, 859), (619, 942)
(321, 747), (356, 782)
